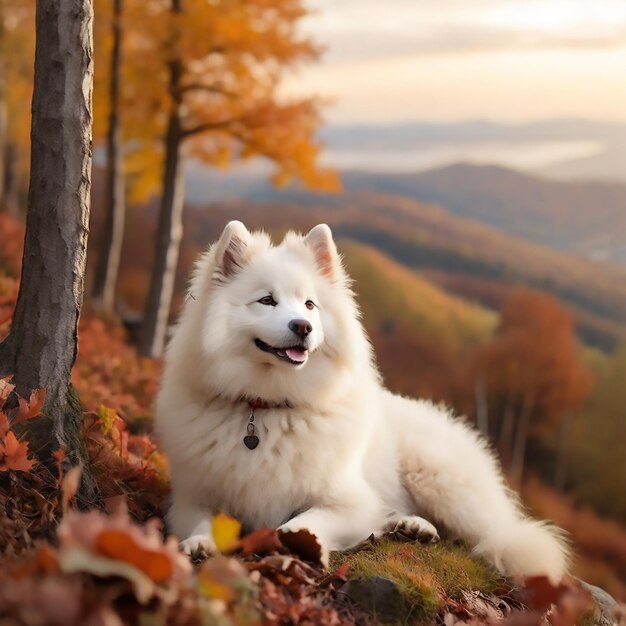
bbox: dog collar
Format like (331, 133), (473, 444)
(241, 398), (292, 450)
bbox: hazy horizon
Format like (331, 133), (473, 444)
(285, 0), (626, 125)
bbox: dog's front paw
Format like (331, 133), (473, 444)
(386, 515), (440, 544)
(180, 534), (217, 558)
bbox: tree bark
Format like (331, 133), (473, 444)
(139, 0), (184, 358)
(92, 0), (125, 312)
(0, 0), (96, 499)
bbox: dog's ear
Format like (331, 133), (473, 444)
(215, 220), (252, 277)
(304, 224), (338, 279)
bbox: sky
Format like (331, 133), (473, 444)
(283, 0), (626, 124)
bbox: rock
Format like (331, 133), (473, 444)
(579, 580), (619, 626)
(340, 576), (409, 623)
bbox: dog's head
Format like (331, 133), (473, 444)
(177, 221), (373, 404)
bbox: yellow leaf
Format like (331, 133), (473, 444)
(212, 512), (241, 553)
(97, 405), (117, 434)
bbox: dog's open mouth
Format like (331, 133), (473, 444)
(255, 339), (309, 366)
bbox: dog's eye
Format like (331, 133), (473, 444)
(305, 300), (315, 310)
(258, 295), (277, 306)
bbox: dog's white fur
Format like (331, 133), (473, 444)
(156, 221), (569, 582)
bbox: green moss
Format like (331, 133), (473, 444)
(331, 540), (507, 625)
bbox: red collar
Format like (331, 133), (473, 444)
(244, 397), (292, 410)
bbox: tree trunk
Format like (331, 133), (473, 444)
(0, 0), (96, 498)
(497, 402), (515, 466)
(474, 376), (489, 438)
(2, 142), (20, 216)
(92, 0), (125, 313)
(139, 105), (184, 357)
(553, 411), (573, 492)
(0, 3), (7, 209)
(509, 395), (534, 486)
(139, 0), (184, 358)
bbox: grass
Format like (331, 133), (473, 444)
(331, 539), (507, 625)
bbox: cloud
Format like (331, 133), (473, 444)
(303, 0), (626, 64)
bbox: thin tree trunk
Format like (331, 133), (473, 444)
(497, 402), (515, 466)
(139, 0), (184, 358)
(92, 0), (125, 312)
(2, 142), (19, 216)
(0, 0), (96, 499)
(139, 109), (184, 357)
(510, 395), (534, 486)
(0, 2), (7, 209)
(474, 376), (489, 438)
(554, 411), (573, 492)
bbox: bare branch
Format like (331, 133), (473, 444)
(181, 118), (237, 138)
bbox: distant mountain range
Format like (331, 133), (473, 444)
(343, 164), (626, 264)
(159, 185), (626, 351)
(319, 119), (626, 182)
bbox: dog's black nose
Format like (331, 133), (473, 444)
(289, 319), (312, 338)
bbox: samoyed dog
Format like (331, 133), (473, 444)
(156, 221), (568, 582)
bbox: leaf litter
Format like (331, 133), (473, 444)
(1, 381), (624, 625)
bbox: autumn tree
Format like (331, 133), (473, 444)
(125, 0), (336, 357)
(0, 2), (6, 209)
(0, 0), (96, 492)
(474, 289), (592, 485)
(0, 0), (34, 214)
(569, 342), (626, 520)
(91, 0), (125, 312)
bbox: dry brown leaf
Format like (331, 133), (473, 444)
(0, 430), (35, 472)
(61, 463), (82, 510)
(239, 527), (284, 556)
(278, 528), (323, 564)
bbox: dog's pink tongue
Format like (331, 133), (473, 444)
(286, 348), (308, 363)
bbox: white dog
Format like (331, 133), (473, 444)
(156, 221), (568, 582)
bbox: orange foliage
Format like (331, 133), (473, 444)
(73, 316), (161, 419)
(0, 379), (44, 473)
(475, 289), (593, 436)
(0, 1), (35, 205)
(0, 213), (24, 277)
(120, 0), (337, 201)
(81, 406), (169, 520)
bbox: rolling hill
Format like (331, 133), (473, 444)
(169, 188), (626, 350)
(343, 164), (626, 265)
(339, 239), (497, 350)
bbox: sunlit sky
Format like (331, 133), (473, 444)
(284, 0), (626, 124)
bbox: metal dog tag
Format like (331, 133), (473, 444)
(243, 411), (259, 449)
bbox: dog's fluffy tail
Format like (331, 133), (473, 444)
(473, 518), (570, 584)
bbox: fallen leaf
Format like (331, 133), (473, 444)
(197, 555), (251, 603)
(13, 388), (46, 425)
(59, 546), (158, 604)
(96, 529), (173, 583)
(239, 527), (284, 556)
(518, 576), (568, 612)
(61, 464), (82, 510)
(212, 512), (242, 553)
(0, 430), (35, 472)
(278, 528), (324, 564)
